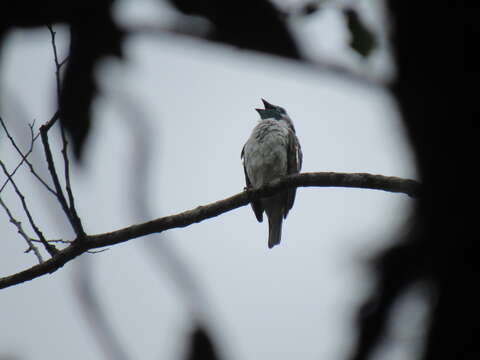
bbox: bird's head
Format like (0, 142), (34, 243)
(255, 99), (288, 121)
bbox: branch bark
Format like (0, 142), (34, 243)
(0, 172), (420, 290)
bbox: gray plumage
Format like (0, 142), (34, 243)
(241, 99), (302, 248)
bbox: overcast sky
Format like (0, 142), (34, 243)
(0, 1), (422, 360)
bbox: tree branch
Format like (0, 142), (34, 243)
(47, 24), (63, 102)
(45, 24), (85, 238)
(0, 172), (420, 290)
(39, 124), (85, 237)
(0, 160), (58, 256)
(0, 117), (56, 195)
(0, 197), (44, 263)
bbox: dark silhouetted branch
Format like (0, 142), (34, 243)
(39, 121), (85, 238)
(0, 118), (54, 195)
(0, 159), (58, 257)
(46, 25), (84, 238)
(47, 25), (65, 101)
(0, 197), (43, 263)
(0, 172), (420, 290)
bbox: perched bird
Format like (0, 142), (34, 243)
(241, 99), (302, 248)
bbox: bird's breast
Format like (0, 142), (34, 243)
(243, 121), (289, 188)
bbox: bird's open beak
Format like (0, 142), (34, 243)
(255, 108), (266, 116)
(262, 99), (275, 109)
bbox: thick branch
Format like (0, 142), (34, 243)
(0, 172), (420, 290)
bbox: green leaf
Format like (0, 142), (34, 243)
(344, 8), (377, 58)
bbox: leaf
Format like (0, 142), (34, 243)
(343, 8), (377, 58)
(183, 325), (221, 360)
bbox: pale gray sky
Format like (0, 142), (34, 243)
(1, 1), (420, 359)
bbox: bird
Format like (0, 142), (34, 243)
(241, 99), (302, 248)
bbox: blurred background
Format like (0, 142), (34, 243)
(0, 1), (422, 359)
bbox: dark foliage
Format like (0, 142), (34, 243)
(343, 8), (377, 58)
(0, 1), (123, 159)
(1, 0), (299, 159)
(350, 1), (479, 359)
(167, 0), (301, 60)
(61, 13), (123, 158)
(184, 325), (221, 360)
(2, 0), (476, 359)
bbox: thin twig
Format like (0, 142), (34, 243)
(58, 56), (69, 68)
(86, 248), (110, 254)
(47, 24), (62, 102)
(0, 197), (43, 263)
(0, 122), (38, 193)
(46, 24), (84, 238)
(0, 160), (58, 256)
(0, 117), (56, 195)
(31, 238), (73, 244)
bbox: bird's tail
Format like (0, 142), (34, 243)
(267, 210), (283, 249)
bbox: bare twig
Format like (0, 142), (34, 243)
(45, 24), (84, 238)
(86, 248), (110, 254)
(0, 117), (56, 195)
(39, 124), (85, 238)
(0, 160), (58, 256)
(31, 238), (73, 245)
(0, 196), (43, 263)
(0, 122), (37, 193)
(58, 56), (69, 68)
(47, 24), (66, 101)
(0, 171), (420, 290)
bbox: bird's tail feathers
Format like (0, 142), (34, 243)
(267, 210), (283, 249)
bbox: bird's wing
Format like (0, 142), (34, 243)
(241, 145), (264, 222)
(284, 130), (302, 218)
